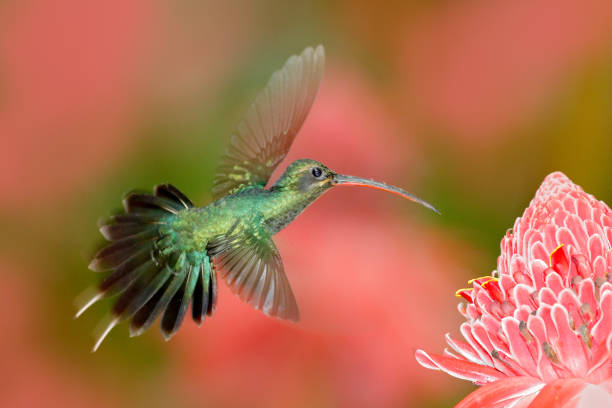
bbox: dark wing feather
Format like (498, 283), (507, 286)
(211, 45), (325, 199)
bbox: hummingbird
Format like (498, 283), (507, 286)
(77, 45), (439, 351)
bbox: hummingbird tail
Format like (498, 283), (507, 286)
(78, 184), (217, 351)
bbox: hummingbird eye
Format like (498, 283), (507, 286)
(310, 167), (324, 179)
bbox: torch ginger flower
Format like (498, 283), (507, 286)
(416, 172), (612, 407)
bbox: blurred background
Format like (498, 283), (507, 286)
(1, 0), (611, 407)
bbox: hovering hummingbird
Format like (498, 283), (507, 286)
(77, 45), (439, 351)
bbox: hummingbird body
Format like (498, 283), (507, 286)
(169, 160), (329, 253)
(170, 187), (267, 253)
(77, 46), (439, 351)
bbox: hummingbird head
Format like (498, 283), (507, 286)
(272, 159), (334, 199)
(272, 158), (440, 214)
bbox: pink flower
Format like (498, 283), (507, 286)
(416, 172), (612, 407)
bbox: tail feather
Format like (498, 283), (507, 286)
(75, 288), (103, 319)
(88, 234), (157, 272)
(128, 280), (171, 337)
(129, 271), (186, 337)
(192, 261), (211, 325)
(111, 213), (165, 224)
(112, 264), (172, 318)
(208, 261), (218, 315)
(191, 267), (206, 325)
(154, 184), (193, 208)
(191, 259), (218, 324)
(123, 193), (184, 215)
(99, 250), (156, 294)
(100, 222), (157, 241)
(160, 263), (199, 340)
(77, 184), (217, 351)
(92, 316), (119, 352)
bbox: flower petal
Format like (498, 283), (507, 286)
(414, 350), (505, 385)
(591, 289), (612, 345)
(511, 284), (537, 310)
(558, 288), (584, 329)
(576, 381), (612, 408)
(456, 376), (544, 408)
(527, 378), (586, 408)
(445, 332), (483, 364)
(551, 304), (588, 377)
(501, 317), (538, 377)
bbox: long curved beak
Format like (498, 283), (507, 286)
(332, 174), (440, 214)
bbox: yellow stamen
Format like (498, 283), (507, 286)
(468, 276), (494, 285)
(481, 278), (499, 288)
(549, 244), (565, 267)
(455, 288), (474, 298)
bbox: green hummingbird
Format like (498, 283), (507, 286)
(77, 45), (439, 351)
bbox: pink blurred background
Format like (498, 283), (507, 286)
(1, 1), (611, 407)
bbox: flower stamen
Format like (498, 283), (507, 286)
(482, 278), (504, 303)
(571, 254), (590, 278)
(549, 244), (569, 275)
(542, 342), (559, 364)
(468, 276), (496, 285)
(549, 244), (565, 266)
(579, 303), (593, 324)
(455, 288), (474, 303)
(578, 324), (592, 349)
(518, 320), (533, 344)
(491, 349), (521, 375)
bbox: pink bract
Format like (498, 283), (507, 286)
(416, 172), (612, 407)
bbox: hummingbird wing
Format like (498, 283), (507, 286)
(211, 45), (325, 200)
(212, 226), (300, 322)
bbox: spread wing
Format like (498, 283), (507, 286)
(211, 224), (299, 321)
(211, 45), (325, 200)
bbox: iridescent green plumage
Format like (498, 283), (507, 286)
(77, 45), (438, 351)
